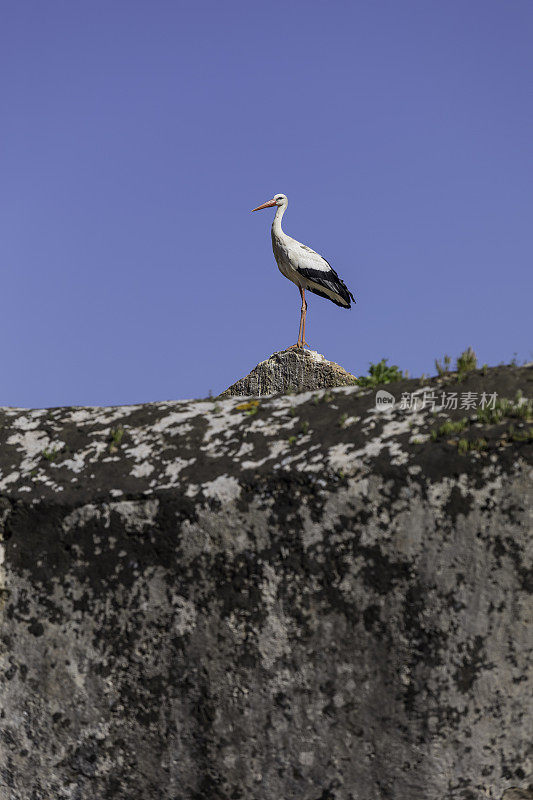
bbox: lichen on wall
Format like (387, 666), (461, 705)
(0, 364), (531, 800)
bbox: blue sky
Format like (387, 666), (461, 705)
(2, 0), (532, 407)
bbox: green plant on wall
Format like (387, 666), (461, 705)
(357, 359), (405, 388)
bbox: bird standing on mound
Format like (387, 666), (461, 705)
(252, 193), (355, 349)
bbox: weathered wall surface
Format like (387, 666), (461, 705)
(0, 365), (532, 800)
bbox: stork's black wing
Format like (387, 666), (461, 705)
(295, 245), (356, 309)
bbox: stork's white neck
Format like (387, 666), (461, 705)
(272, 202), (288, 237)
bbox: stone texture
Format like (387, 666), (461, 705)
(219, 348), (358, 397)
(0, 364), (532, 800)
(503, 790), (533, 800)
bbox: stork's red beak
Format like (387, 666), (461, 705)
(251, 199), (277, 212)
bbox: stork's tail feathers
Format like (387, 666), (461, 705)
(332, 273), (356, 308)
(333, 283), (356, 308)
(307, 284), (356, 308)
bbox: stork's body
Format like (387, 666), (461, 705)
(252, 193), (355, 349)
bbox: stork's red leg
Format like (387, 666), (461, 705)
(287, 287), (308, 350)
(301, 288), (308, 346)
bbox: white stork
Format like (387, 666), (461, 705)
(252, 193), (355, 349)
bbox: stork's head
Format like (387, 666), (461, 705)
(251, 193), (288, 212)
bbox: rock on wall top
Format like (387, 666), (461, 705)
(0, 363), (531, 800)
(219, 348), (358, 396)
